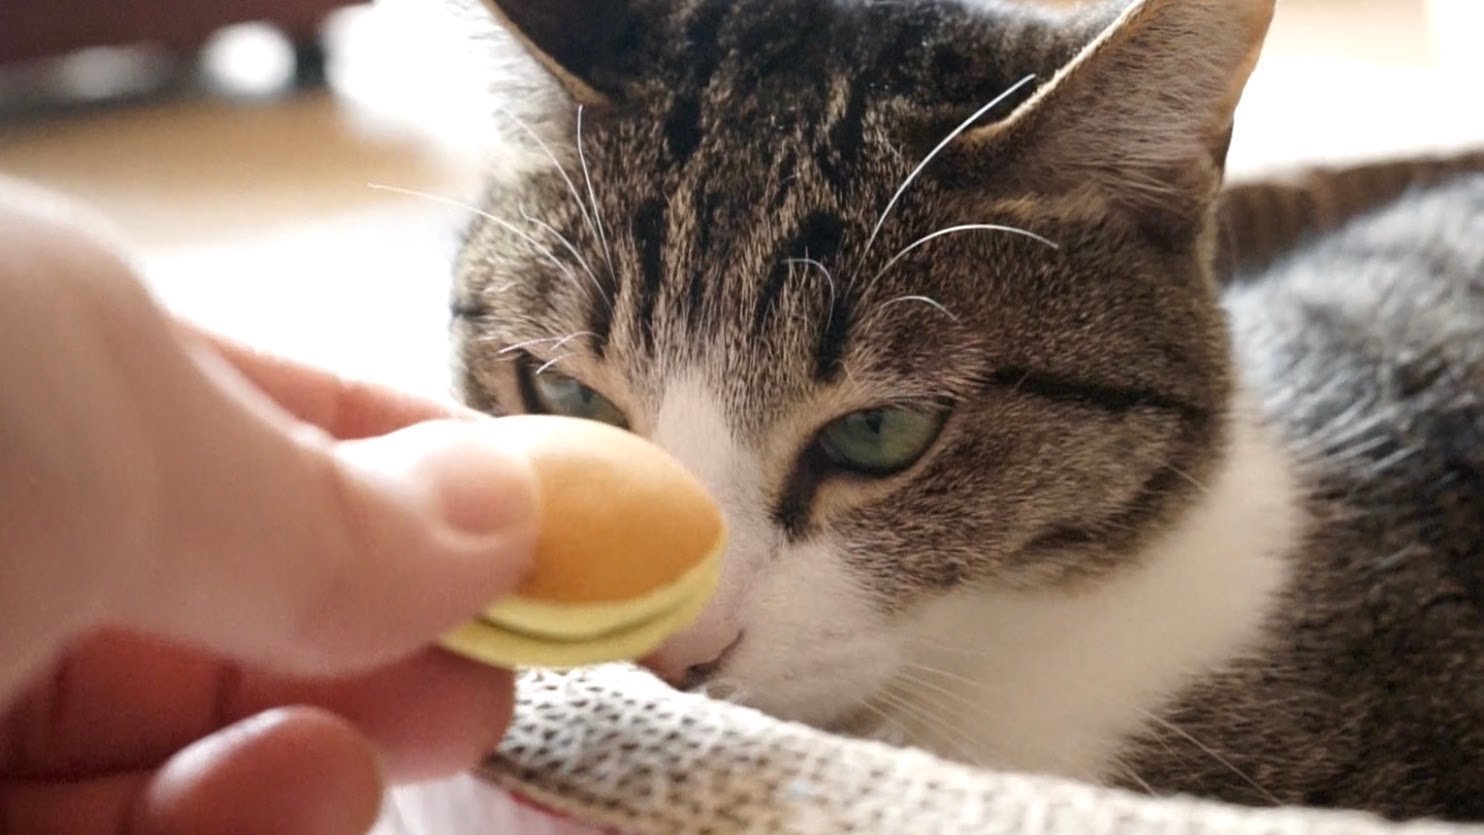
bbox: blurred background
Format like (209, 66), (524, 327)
(1, 0), (1481, 399)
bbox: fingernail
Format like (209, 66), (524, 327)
(341, 420), (541, 542)
(423, 422), (540, 540)
(416, 421), (540, 541)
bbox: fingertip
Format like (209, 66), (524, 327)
(397, 417), (542, 549)
(134, 707), (384, 835)
(287, 419), (540, 672)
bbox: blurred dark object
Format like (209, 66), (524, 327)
(1, 0), (346, 65)
(0, 0), (355, 122)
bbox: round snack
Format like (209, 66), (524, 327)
(439, 415), (726, 669)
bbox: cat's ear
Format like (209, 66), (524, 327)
(959, 0), (1275, 231)
(475, 0), (644, 107)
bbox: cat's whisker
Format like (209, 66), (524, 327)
(882, 677), (991, 749)
(889, 669), (989, 719)
(535, 354), (574, 375)
(857, 74), (1038, 271)
(872, 223), (1060, 286)
(496, 331), (598, 355)
(495, 106), (602, 244)
(880, 685), (1007, 770)
(519, 205), (612, 311)
(850, 698), (916, 747)
(873, 294), (959, 323)
(1136, 709), (1281, 806)
(367, 183), (577, 282)
(1164, 462), (1212, 495)
(1109, 756), (1159, 796)
(874, 684), (985, 766)
(785, 257), (837, 333)
(576, 105), (616, 276)
(898, 661), (991, 691)
(895, 674), (1127, 785)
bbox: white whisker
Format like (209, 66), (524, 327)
(858, 74), (1037, 269)
(898, 661), (988, 691)
(874, 684), (984, 766)
(851, 698), (915, 747)
(519, 205), (611, 310)
(1138, 709), (1280, 805)
(890, 669), (983, 719)
(368, 183), (577, 282)
(786, 257), (837, 330)
(535, 354), (574, 375)
(873, 223), (1060, 284)
(497, 331), (599, 355)
(874, 294), (959, 322)
(495, 106), (601, 244)
(1110, 756), (1158, 796)
(1165, 463), (1212, 495)
(576, 105), (616, 275)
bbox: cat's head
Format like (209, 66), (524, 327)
(453, 0), (1274, 726)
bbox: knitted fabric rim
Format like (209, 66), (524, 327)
(476, 665), (1483, 834)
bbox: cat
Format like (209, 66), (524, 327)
(443, 0), (1484, 822)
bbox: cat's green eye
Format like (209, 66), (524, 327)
(817, 407), (945, 476)
(524, 364), (628, 428)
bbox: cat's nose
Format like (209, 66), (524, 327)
(643, 629), (744, 691)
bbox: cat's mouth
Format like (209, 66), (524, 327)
(637, 630), (746, 693)
(679, 631), (746, 692)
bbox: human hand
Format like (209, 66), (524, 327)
(0, 178), (538, 833)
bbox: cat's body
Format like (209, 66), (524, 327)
(444, 0), (1484, 822)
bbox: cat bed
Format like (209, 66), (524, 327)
(394, 664), (1483, 834)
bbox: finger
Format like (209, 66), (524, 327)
(2, 630), (513, 783)
(0, 708), (384, 835)
(133, 708), (384, 835)
(172, 321), (478, 440)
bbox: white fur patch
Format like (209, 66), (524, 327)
(876, 403), (1301, 781)
(644, 370), (775, 676)
(645, 370), (900, 721)
(717, 538), (901, 724)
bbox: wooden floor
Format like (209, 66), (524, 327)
(0, 0), (1480, 397)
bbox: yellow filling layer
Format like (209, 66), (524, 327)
(438, 551), (721, 669)
(482, 544), (723, 640)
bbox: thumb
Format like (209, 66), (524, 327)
(121, 395), (541, 676)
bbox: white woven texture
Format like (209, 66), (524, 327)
(478, 665), (1484, 835)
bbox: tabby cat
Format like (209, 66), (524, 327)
(443, 0), (1484, 821)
